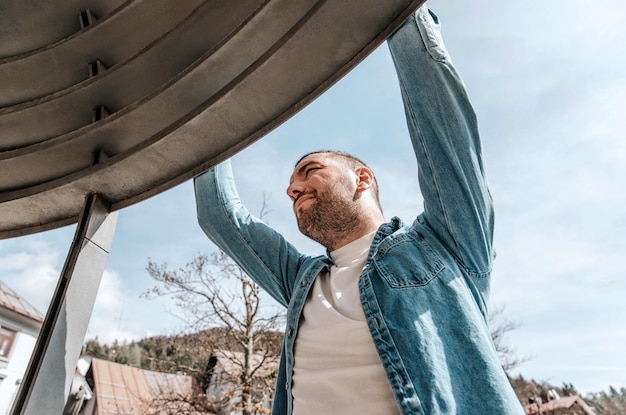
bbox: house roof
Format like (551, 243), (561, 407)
(0, 280), (44, 323)
(90, 358), (195, 415)
(524, 395), (597, 415)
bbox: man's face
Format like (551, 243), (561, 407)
(286, 153), (361, 248)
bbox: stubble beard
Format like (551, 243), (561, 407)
(296, 190), (363, 251)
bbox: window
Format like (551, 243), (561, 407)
(0, 326), (17, 359)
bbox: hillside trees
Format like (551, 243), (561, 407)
(587, 386), (626, 415)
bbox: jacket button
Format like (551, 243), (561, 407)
(301, 279), (307, 286)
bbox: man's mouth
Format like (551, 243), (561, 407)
(294, 193), (315, 212)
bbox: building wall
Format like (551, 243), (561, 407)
(0, 330), (37, 415)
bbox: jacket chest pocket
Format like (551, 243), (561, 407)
(373, 232), (445, 288)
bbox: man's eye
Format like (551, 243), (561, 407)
(305, 167), (319, 176)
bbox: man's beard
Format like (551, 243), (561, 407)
(296, 189), (363, 250)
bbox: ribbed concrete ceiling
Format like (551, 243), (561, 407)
(0, 0), (424, 238)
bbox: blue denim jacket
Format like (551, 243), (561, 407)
(195, 7), (524, 415)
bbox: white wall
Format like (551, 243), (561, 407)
(0, 332), (36, 415)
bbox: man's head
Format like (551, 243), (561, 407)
(286, 150), (384, 250)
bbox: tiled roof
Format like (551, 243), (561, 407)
(90, 358), (195, 415)
(0, 281), (44, 323)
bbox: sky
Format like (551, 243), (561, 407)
(1, 0), (625, 397)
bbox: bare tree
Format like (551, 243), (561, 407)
(144, 249), (284, 415)
(489, 304), (529, 372)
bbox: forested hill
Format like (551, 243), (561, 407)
(83, 330), (626, 414)
(83, 327), (283, 390)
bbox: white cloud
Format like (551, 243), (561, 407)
(84, 269), (136, 344)
(84, 268), (185, 345)
(0, 237), (65, 314)
(508, 321), (626, 393)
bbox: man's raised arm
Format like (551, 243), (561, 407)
(194, 160), (306, 307)
(388, 7), (494, 277)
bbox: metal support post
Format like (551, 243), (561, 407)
(11, 194), (118, 415)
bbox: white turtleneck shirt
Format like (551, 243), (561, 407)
(292, 231), (400, 415)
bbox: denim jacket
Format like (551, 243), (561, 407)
(194, 7), (524, 415)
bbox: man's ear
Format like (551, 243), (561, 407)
(355, 167), (375, 193)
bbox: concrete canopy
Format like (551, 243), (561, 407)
(0, 0), (425, 238)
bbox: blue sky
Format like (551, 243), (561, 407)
(1, 0), (625, 396)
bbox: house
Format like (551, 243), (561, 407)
(523, 394), (597, 415)
(0, 281), (43, 415)
(66, 357), (200, 415)
(206, 349), (278, 415)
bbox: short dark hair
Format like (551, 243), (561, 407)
(295, 150), (382, 212)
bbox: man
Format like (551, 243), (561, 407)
(195, 5), (524, 415)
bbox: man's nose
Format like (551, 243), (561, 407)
(286, 181), (304, 201)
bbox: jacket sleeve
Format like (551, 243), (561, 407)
(387, 7), (495, 277)
(194, 160), (306, 307)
